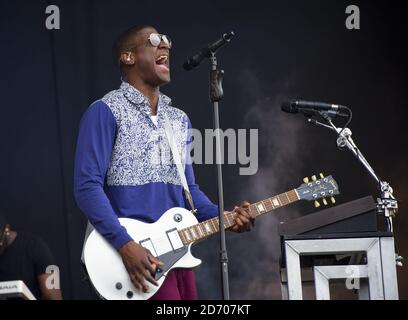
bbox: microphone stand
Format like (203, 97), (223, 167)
(308, 111), (404, 267)
(307, 113), (400, 260)
(208, 52), (230, 300)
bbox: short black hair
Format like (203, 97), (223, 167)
(112, 24), (153, 66)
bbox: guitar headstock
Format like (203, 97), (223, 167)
(296, 174), (340, 208)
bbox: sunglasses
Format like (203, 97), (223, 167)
(147, 33), (172, 48)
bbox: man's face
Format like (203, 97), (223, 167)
(129, 27), (171, 87)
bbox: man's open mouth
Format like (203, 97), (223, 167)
(155, 55), (168, 64)
(155, 55), (169, 71)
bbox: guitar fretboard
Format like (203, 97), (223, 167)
(178, 189), (299, 245)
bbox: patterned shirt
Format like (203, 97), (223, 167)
(74, 82), (218, 250)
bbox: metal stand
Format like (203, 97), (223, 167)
(209, 53), (230, 300)
(282, 235), (399, 300)
(278, 108), (404, 300)
(308, 113), (400, 247)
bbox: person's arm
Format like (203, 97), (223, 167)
(74, 101), (161, 292)
(73, 101), (132, 250)
(31, 236), (62, 300)
(38, 273), (62, 300)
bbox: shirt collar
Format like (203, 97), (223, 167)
(120, 81), (172, 115)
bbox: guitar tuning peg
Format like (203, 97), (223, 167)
(311, 175), (317, 181)
(320, 173), (324, 179)
(314, 200), (320, 208)
(322, 198), (328, 206)
(303, 177), (309, 184)
(330, 197), (336, 204)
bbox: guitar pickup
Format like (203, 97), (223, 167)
(166, 228), (184, 251)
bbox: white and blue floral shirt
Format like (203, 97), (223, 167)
(74, 82), (218, 249)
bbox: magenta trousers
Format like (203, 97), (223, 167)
(150, 269), (198, 300)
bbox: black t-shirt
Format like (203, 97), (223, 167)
(0, 232), (55, 299)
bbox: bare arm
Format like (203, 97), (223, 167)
(38, 273), (63, 300)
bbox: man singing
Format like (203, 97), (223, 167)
(74, 25), (255, 300)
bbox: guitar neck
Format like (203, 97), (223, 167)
(178, 189), (299, 245)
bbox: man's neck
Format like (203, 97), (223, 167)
(125, 76), (160, 115)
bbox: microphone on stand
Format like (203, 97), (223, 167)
(183, 31), (235, 71)
(281, 100), (349, 118)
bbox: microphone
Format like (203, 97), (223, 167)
(183, 31), (235, 71)
(282, 100), (348, 117)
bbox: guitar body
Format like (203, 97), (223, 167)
(83, 207), (201, 300)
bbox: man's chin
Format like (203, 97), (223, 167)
(158, 75), (171, 86)
(154, 65), (171, 83)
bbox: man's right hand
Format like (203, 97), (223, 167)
(118, 241), (163, 293)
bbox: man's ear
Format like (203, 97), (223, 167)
(120, 52), (135, 65)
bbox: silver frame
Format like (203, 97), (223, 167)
(283, 237), (399, 300)
(314, 265), (369, 300)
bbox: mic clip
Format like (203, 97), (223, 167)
(300, 108), (347, 121)
(210, 69), (225, 102)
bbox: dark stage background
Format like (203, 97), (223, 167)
(0, 0), (407, 299)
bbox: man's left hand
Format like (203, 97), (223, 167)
(229, 201), (256, 233)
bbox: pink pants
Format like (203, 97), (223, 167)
(150, 269), (198, 300)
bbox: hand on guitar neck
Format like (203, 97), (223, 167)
(228, 201), (256, 233)
(118, 241), (164, 293)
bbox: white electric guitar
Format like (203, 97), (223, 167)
(83, 174), (339, 300)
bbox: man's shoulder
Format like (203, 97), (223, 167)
(87, 99), (110, 110)
(81, 99), (114, 122)
(83, 87), (123, 119)
(100, 87), (125, 108)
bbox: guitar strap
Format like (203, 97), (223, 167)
(163, 114), (197, 215)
